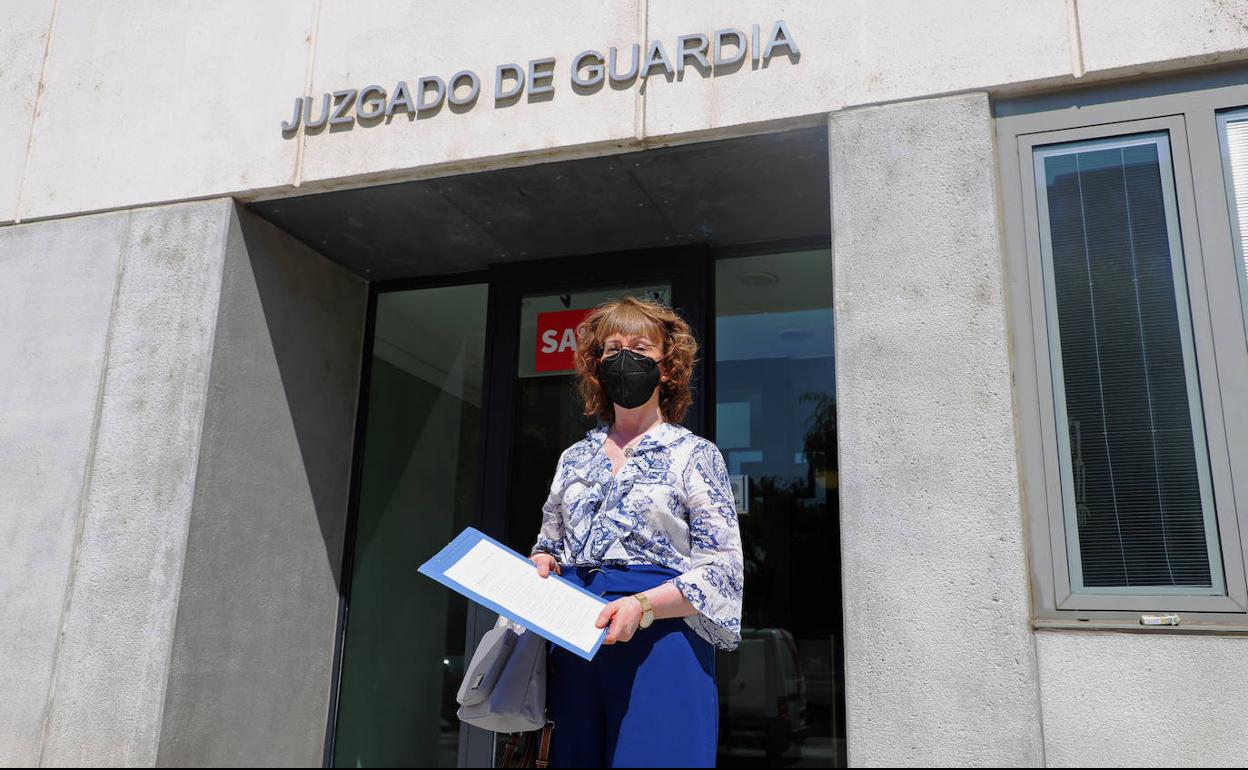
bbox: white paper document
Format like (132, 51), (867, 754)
(420, 528), (608, 659)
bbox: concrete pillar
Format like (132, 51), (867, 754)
(829, 93), (1043, 766)
(154, 207), (366, 767)
(0, 199), (366, 766)
(1, 208), (153, 767)
(1, 200), (233, 766)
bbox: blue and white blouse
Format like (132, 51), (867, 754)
(530, 421), (744, 651)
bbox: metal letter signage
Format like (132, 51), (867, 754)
(281, 20), (799, 134)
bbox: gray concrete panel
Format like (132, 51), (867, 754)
(39, 200), (233, 767)
(154, 205), (366, 767)
(1037, 631), (1248, 766)
(0, 211), (129, 766)
(829, 93), (1043, 767)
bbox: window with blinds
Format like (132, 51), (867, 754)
(1033, 133), (1225, 595)
(1218, 109), (1248, 345)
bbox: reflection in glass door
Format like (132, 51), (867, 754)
(332, 284), (489, 768)
(713, 250), (843, 767)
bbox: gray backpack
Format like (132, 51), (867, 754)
(456, 616), (548, 734)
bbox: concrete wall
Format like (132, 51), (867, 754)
(154, 207), (366, 767)
(10, 1), (312, 224)
(0, 199), (364, 767)
(0, 207), (133, 767)
(3, 0), (1247, 224)
(0, 199), (232, 766)
(830, 93), (1043, 766)
(1037, 631), (1248, 766)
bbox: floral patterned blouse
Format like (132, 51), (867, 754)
(530, 420), (744, 651)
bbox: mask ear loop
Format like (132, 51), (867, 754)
(653, 339), (673, 379)
(652, 351), (669, 422)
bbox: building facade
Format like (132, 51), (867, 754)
(3, 2), (1248, 767)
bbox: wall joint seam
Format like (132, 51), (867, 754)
(13, 0), (60, 224)
(294, 0), (324, 188)
(1066, 0), (1086, 78)
(633, 0), (648, 143)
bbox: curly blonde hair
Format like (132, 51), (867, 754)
(573, 296), (698, 424)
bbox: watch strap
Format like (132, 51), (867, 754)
(633, 593), (655, 627)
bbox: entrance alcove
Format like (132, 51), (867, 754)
(249, 124), (844, 768)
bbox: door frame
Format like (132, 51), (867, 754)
(460, 245), (713, 767)
(323, 239), (847, 768)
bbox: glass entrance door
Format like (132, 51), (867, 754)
(332, 283), (490, 768)
(712, 248), (842, 767)
(475, 247), (842, 767)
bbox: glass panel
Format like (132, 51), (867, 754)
(714, 250), (843, 767)
(1033, 134), (1224, 595)
(502, 284), (671, 554)
(333, 284), (489, 767)
(1217, 108), (1248, 346)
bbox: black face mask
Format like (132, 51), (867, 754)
(598, 349), (661, 409)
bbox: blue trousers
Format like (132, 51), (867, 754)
(546, 564), (718, 768)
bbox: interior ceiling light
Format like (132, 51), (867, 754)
(738, 270), (779, 287)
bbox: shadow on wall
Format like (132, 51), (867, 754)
(238, 209), (367, 591)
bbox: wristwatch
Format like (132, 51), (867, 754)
(633, 593), (655, 629)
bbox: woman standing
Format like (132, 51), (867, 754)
(528, 296), (744, 768)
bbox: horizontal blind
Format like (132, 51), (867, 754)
(1218, 110), (1248, 343)
(1035, 134), (1223, 593)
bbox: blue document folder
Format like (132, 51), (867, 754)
(418, 527), (609, 661)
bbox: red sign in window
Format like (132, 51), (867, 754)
(535, 308), (592, 373)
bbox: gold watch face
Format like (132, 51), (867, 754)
(639, 611), (654, 629)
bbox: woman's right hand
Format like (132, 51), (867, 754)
(530, 553), (561, 578)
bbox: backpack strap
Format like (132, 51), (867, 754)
(534, 721), (555, 768)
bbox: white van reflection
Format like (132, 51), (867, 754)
(717, 627), (809, 761)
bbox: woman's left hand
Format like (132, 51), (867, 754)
(595, 597), (644, 644)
